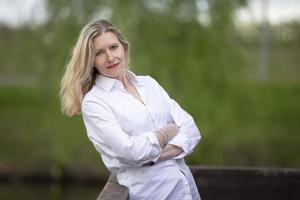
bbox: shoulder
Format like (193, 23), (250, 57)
(82, 86), (108, 113)
(136, 74), (170, 98)
(136, 75), (161, 87)
(83, 86), (101, 103)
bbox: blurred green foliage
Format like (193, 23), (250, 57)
(0, 0), (299, 177)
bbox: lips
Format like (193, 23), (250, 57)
(107, 63), (119, 69)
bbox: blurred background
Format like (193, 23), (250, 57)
(0, 0), (299, 199)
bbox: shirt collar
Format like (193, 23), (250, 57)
(95, 70), (142, 92)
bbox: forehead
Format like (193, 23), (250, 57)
(93, 32), (120, 50)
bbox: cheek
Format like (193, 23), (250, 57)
(94, 57), (105, 67)
(94, 61), (106, 74)
(117, 46), (126, 58)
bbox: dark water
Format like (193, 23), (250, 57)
(0, 184), (104, 200)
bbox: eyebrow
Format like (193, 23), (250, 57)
(95, 48), (104, 52)
(95, 43), (120, 52)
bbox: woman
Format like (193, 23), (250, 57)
(60, 19), (201, 200)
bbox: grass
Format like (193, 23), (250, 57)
(187, 77), (300, 167)
(0, 78), (299, 172)
(0, 86), (105, 176)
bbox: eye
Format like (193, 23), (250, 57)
(95, 50), (104, 57)
(111, 44), (119, 50)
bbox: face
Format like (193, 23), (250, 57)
(92, 32), (126, 80)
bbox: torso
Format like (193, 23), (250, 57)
(83, 73), (200, 200)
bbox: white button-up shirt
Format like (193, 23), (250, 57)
(82, 71), (201, 200)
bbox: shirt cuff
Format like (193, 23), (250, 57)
(168, 133), (189, 159)
(144, 132), (162, 163)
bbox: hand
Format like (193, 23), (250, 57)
(160, 123), (179, 141)
(144, 144), (184, 165)
(157, 144), (183, 162)
(155, 123), (179, 148)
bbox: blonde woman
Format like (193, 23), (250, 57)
(60, 19), (201, 200)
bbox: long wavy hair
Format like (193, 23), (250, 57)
(60, 19), (130, 116)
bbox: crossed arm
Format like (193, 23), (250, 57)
(158, 144), (183, 162)
(153, 123), (184, 163)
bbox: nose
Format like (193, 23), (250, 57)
(106, 50), (114, 63)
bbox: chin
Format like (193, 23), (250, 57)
(107, 72), (123, 79)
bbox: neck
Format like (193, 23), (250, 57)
(119, 70), (130, 88)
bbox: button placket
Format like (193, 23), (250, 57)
(136, 85), (159, 129)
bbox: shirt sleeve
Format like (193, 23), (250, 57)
(81, 96), (161, 169)
(148, 76), (201, 159)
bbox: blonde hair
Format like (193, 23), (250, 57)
(60, 19), (130, 116)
